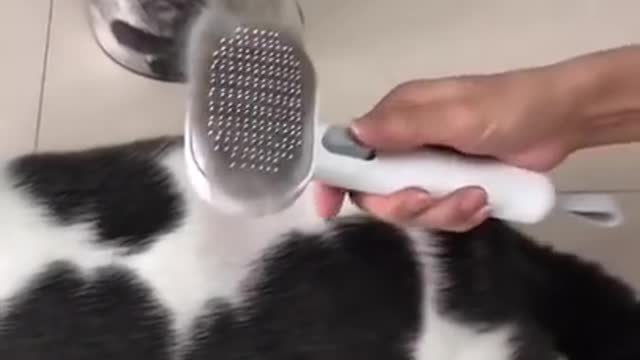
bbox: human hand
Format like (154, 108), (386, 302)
(314, 69), (584, 231)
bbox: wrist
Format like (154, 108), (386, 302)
(548, 46), (640, 149)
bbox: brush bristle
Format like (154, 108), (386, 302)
(205, 25), (304, 174)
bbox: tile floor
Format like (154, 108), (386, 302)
(2, 0), (640, 287)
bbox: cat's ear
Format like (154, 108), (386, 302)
(110, 20), (173, 54)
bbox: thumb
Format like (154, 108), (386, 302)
(350, 102), (468, 152)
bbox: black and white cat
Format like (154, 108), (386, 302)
(8, 0), (640, 358)
(0, 135), (638, 360)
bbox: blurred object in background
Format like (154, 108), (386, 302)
(86, 0), (304, 82)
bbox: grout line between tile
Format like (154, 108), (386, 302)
(33, 0), (54, 152)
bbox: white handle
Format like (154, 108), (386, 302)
(313, 124), (556, 224)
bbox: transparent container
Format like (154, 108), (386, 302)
(87, 0), (304, 82)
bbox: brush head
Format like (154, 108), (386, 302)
(185, 11), (316, 216)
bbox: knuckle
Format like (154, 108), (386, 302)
(444, 214), (468, 230)
(447, 100), (477, 123)
(385, 80), (427, 102)
(431, 76), (475, 98)
(443, 100), (488, 149)
(385, 200), (413, 222)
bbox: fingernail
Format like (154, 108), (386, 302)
(467, 205), (492, 226)
(476, 205), (492, 218)
(351, 115), (376, 135)
(350, 120), (366, 138)
(459, 188), (486, 214)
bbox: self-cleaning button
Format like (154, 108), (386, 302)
(321, 125), (375, 160)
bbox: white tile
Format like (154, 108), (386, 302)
(301, 0), (640, 121)
(0, 0), (50, 156)
(38, 0), (186, 152)
(552, 144), (640, 192)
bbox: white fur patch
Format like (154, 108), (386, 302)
(0, 165), (117, 307)
(124, 149), (324, 334)
(406, 229), (515, 360)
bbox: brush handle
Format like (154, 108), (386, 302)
(314, 124), (556, 224)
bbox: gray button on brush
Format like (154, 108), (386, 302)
(321, 126), (375, 160)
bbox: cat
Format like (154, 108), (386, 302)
(0, 135), (638, 360)
(12, 0), (640, 357)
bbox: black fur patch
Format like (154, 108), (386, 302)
(0, 262), (175, 360)
(185, 218), (423, 360)
(436, 219), (640, 360)
(9, 137), (185, 253)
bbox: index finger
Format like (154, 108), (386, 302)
(351, 101), (472, 152)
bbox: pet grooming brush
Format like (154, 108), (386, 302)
(183, 8), (622, 226)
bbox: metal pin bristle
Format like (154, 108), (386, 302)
(205, 25), (305, 174)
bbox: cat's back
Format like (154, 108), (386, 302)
(0, 138), (191, 359)
(0, 137), (431, 360)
